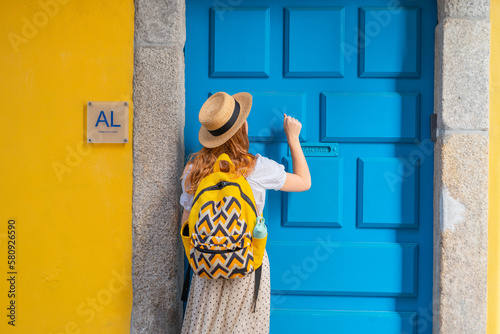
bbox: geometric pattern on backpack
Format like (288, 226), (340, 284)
(189, 196), (254, 279)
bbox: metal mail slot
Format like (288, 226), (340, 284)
(287, 143), (338, 157)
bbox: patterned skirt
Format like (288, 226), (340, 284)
(180, 250), (271, 334)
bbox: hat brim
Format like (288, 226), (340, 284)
(198, 92), (252, 148)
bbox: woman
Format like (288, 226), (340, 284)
(179, 91), (311, 334)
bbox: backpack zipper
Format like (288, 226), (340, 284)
(192, 181), (257, 216)
(194, 246), (244, 254)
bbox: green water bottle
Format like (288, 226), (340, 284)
(253, 214), (267, 239)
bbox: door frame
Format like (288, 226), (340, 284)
(131, 0), (490, 332)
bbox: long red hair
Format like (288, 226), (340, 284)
(180, 122), (257, 195)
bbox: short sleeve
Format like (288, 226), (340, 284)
(179, 165), (194, 211)
(254, 155), (287, 191)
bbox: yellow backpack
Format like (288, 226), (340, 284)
(180, 153), (267, 312)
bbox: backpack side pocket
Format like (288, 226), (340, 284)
(252, 235), (267, 269)
(180, 219), (191, 260)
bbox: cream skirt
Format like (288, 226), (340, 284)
(180, 250), (271, 334)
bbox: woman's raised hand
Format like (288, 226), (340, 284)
(283, 113), (302, 140)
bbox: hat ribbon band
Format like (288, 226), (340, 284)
(207, 100), (240, 137)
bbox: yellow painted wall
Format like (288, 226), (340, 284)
(489, 1), (500, 333)
(0, 1), (134, 333)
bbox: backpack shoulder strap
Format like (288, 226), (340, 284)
(251, 265), (262, 313)
(181, 265), (191, 302)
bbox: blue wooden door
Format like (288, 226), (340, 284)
(185, 1), (436, 333)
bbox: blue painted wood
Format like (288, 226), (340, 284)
(357, 157), (420, 228)
(270, 309), (418, 334)
(186, 0), (436, 332)
(210, 7), (271, 77)
(282, 156), (343, 227)
(359, 7), (421, 77)
(284, 7), (345, 77)
(321, 92), (420, 142)
(267, 241), (418, 296)
(213, 91), (308, 142)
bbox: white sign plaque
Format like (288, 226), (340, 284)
(87, 101), (129, 144)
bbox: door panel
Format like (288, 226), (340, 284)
(284, 7), (345, 77)
(268, 241), (418, 296)
(186, 1), (436, 333)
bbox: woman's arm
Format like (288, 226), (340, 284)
(181, 209), (190, 223)
(279, 114), (311, 192)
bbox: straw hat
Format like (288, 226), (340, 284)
(198, 91), (252, 148)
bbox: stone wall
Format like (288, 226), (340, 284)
(131, 0), (186, 332)
(434, 0), (490, 332)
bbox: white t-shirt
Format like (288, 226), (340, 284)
(179, 153), (287, 216)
